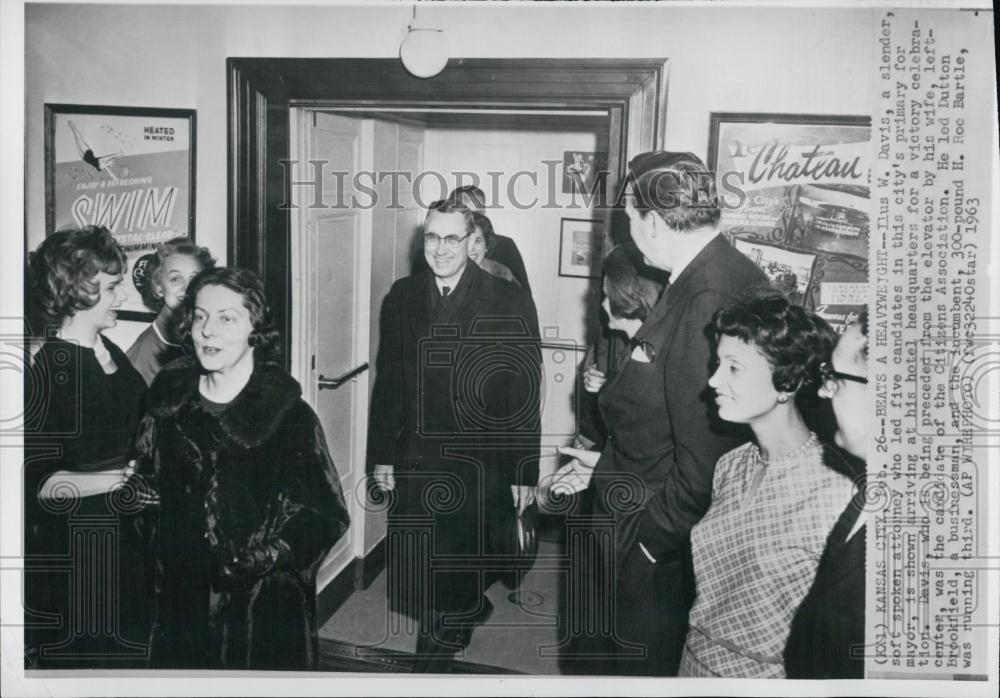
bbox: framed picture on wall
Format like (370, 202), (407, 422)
(708, 112), (870, 332)
(44, 104), (197, 320)
(562, 150), (608, 195)
(558, 218), (603, 279)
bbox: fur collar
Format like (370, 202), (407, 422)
(148, 355), (303, 448)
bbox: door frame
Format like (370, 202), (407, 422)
(227, 58), (670, 368)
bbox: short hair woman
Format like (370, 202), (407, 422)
(467, 212), (518, 285)
(25, 226), (150, 668)
(137, 267), (350, 669)
(678, 294), (856, 677)
(127, 237), (215, 385)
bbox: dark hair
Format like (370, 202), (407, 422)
(627, 151), (721, 231)
(140, 237), (216, 311)
(449, 185), (486, 211)
(181, 267), (280, 362)
(471, 212), (496, 250)
(28, 226), (127, 326)
(858, 306), (869, 338)
(710, 293), (836, 402)
(427, 198), (475, 236)
(602, 245), (665, 322)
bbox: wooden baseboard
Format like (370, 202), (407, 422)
(317, 537), (387, 626)
(356, 537), (386, 589)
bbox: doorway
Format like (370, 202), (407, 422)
(228, 58), (669, 363)
(228, 58), (669, 672)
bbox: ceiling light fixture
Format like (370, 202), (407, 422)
(399, 4), (448, 79)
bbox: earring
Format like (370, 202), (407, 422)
(776, 392), (790, 404)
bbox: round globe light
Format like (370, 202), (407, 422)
(399, 28), (448, 79)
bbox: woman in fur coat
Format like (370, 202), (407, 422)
(136, 267), (350, 670)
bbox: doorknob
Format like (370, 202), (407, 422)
(318, 362), (369, 390)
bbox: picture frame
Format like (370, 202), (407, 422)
(44, 104), (197, 321)
(561, 150), (608, 195)
(558, 218), (603, 279)
(707, 112), (871, 332)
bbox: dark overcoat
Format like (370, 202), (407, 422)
(634, 234), (771, 560)
(784, 446), (866, 678)
(565, 236), (769, 675)
(137, 356), (350, 670)
(367, 263), (541, 615)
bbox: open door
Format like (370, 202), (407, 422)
(290, 109), (427, 591)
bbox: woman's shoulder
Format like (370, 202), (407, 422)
(147, 355), (200, 413)
(712, 441), (755, 482)
(126, 323), (158, 356)
(481, 258), (518, 284)
(33, 337), (78, 366)
(819, 440), (866, 480)
(718, 440), (756, 465)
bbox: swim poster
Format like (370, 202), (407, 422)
(45, 104), (196, 316)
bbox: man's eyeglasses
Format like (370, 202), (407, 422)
(820, 361), (868, 385)
(423, 232), (471, 250)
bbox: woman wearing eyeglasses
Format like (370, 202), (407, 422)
(678, 294), (857, 678)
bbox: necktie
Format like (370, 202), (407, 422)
(441, 286), (451, 297)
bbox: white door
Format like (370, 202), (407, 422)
(291, 110), (374, 591)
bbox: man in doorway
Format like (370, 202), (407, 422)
(368, 198), (541, 670)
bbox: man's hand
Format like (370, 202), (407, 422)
(548, 460), (596, 496)
(582, 365), (607, 394)
(510, 484), (536, 515)
(557, 446), (601, 469)
(374, 464), (395, 492)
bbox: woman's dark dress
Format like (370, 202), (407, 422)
(139, 357), (350, 670)
(568, 344), (695, 676)
(24, 336), (150, 669)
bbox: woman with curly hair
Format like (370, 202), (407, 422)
(137, 266), (350, 669)
(127, 237), (216, 385)
(467, 212), (518, 285)
(25, 226), (150, 668)
(678, 294), (856, 678)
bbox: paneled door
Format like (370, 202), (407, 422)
(290, 110), (374, 591)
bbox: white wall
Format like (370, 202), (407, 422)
(25, 3), (873, 340)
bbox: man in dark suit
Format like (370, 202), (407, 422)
(368, 198), (541, 670)
(618, 151), (770, 667)
(785, 309), (869, 678)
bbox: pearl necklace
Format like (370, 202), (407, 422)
(754, 431), (819, 466)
